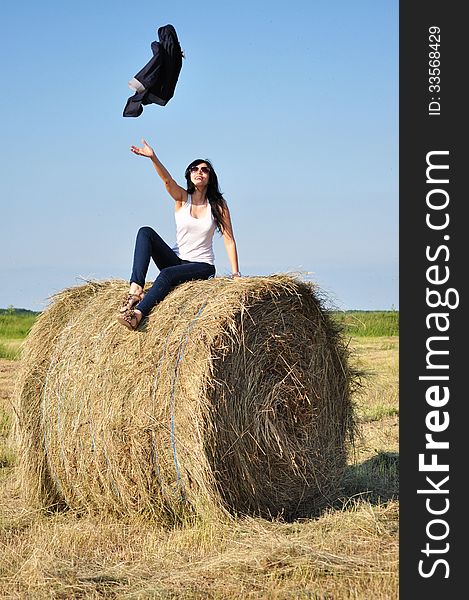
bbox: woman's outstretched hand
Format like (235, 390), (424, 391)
(130, 139), (155, 159)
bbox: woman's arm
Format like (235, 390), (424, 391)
(130, 139), (187, 204)
(220, 202), (241, 278)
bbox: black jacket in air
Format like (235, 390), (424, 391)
(123, 24), (183, 118)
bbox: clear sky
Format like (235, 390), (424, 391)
(0, 1), (398, 312)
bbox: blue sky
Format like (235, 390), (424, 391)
(0, 1), (398, 311)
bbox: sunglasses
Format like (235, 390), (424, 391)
(189, 165), (210, 174)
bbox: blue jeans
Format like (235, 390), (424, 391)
(130, 226), (216, 317)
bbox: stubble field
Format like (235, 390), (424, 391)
(0, 316), (398, 599)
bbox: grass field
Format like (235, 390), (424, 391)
(0, 310), (399, 599)
(331, 310), (399, 337)
(0, 309), (399, 359)
(0, 309), (38, 360)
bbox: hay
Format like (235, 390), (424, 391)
(14, 274), (357, 523)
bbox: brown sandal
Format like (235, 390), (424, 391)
(117, 308), (142, 331)
(119, 292), (145, 314)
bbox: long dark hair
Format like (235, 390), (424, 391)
(184, 159), (226, 233)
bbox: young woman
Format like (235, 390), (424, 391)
(117, 139), (241, 330)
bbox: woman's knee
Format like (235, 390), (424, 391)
(137, 226), (156, 238)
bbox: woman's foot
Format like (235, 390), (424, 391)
(117, 308), (143, 331)
(119, 290), (145, 314)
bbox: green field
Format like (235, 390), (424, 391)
(0, 308), (399, 359)
(331, 310), (399, 337)
(0, 308), (39, 360)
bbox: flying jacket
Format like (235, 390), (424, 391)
(123, 24), (183, 118)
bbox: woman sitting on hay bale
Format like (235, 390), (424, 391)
(118, 138), (241, 330)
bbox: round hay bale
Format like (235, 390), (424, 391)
(14, 275), (357, 523)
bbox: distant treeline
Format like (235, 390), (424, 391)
(0, 308), (39, 316)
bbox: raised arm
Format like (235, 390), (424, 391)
(220, 202), (241, 278)
(130, 139), (187, 204)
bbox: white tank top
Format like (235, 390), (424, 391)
(172, 196), (217, 264)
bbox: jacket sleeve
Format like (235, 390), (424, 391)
(123, 42), (164, 117)
(133, 42), (163, 90)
